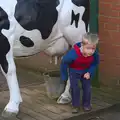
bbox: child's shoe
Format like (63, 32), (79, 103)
(72, 107), (80, 114)
(83, 106), (92, 112)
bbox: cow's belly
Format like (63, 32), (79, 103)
(13, 22), (65, 57)
(13, 29), (43, 57)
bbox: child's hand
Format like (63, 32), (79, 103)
(84, 72), (90, 80)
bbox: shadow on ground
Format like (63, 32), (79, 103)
(65, 104), (120, 120)
(0, 68), (44, 91)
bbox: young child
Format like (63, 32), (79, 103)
(60, 33), (99, 113)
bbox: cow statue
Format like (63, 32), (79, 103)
(0, 0), (89, 117)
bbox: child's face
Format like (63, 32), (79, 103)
(82, 42), (96, 57)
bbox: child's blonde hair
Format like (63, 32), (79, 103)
(82, 32), (99, 45)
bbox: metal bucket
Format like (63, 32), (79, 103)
(43, 71), (65, 99)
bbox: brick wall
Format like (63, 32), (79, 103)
(99, 0), (120, 87)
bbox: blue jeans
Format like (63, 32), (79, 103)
(70, 72), (91, 107)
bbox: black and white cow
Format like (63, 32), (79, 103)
(0, 0), (89, 117)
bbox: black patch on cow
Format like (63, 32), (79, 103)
(82, 4), (89, 32)
(0, 7), (10, 74)
(20, 36), (34, 47)
(0, 56), (8, 74)
(72, 0), (89, 32)
(56, 0), (60, 7)
(72, 0), (88, 7)
(71, 10), (79, 28)
(14, 0), (58, 40)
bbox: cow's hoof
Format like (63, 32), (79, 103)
(1, 101), (19, 118)
(1, 109), (18, 118)
(57, 95), (71, 104)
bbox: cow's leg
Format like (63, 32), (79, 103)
(1, 46), (22, 117)
(57, 77), (72, 104)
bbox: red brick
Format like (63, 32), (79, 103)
(99, 9), (119, 17)
(112, 4), (120, 11)
(99, 21), (119, 31)
(99, 29), (112, 42)
(99, 32), (120, 42)
(99, 42), (120, 58)
(104, 23), (119, 30)
(100, 54), (120, 65)
(99, 29), (110, 39)
(100, 0), (120, 4)
(99, 0), (120, 85)
(99, 37), (120, 46)
(99, 2), (112, 9)
(99, 61), (120, 77)
(99, 16), (109, 23)
(99, 30), (120, 42)
(109, 31), (120, 42)
(99, 22), (105, 32)
(99, 15), (120, 24)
